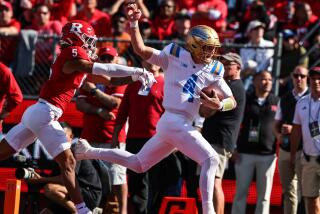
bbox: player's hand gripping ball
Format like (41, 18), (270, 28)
(199, 85), (224, 118)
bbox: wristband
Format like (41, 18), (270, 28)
(220, 97), (235, 111)
(90, 88), (98, 96)
(130, 21), (138, 28)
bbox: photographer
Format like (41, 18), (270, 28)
(27, 122), (103, 214)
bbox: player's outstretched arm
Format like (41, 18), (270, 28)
(63, 59), (156, 87)
(125, 1), (156, 60)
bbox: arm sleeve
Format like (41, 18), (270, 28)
(92, 63), (143, 77)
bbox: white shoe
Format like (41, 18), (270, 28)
(72, 138), (92, 160)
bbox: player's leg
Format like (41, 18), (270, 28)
(36, 122), (89, 213)
(73, 135), (175, 173)
(44, 183), (76, 212)
(175, 130), (218, 214)
(0, 122), (37, 160)
(157, 113), (219, 214)
(30, 107), (89, 214)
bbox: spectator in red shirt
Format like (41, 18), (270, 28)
(176, 0), (196, 12)
(165, 12), (191, 42)
(19, 0), (76, 26)
(190, 0), (228, 32)
(152, 0), (176, 40)
(0, 1), (21, 66)
(283, 2), (318, 40)
(76, 46), (128, 214)
(72, 0), (112, 38)
(0, 61), (23, 139)
(24, 4), (63, 95)
(26, 4), (62, 64)
(48, 0), (76, 25)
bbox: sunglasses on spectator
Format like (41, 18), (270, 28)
(292, 74), (307, 79)
(163, 4), (174, 8)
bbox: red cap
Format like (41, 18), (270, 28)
(0, 1), (12, 11)
(98, 46), (118, 57)
(309, 67), (320, 76)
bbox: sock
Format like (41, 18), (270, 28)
(199, 157), (218, 214)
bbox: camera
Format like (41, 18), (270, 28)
(13, 155), (38, 180)
(15, 167), (36, 179)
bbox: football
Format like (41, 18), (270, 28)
(201, 85), (224, 100)
(199, 85), (224, 118)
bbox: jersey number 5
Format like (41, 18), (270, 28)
(183, 74), (198, 103)
(72, 48), (78, 57)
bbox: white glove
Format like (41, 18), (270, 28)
(132, 69), (157, 87)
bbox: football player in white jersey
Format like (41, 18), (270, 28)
(73, 2), (237, 214)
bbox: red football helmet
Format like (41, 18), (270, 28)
(60, 20), (97, 59)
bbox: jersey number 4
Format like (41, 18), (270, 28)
(183, 74), (198, 103)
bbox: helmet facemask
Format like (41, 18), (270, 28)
(199, 45), (219, 64)
(60, 21), (98, 60)
(80, 33), (98, 60)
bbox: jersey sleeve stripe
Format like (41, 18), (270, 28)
(169, 44), (180, 57)
(216, 63), (223, 75)
(210, 60), (219, 73)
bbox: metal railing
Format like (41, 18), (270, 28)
(2, 32), (315, 97)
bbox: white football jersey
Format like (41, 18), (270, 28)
(147, 43), (233, 119)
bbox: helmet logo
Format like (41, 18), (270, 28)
(70, 23), (83, 34)
(191, 28), (210, 40)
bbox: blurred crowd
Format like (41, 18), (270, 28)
(0, 0), (319, 97)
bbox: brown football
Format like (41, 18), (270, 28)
(199, 85), (224, 118)
(201, 85), (224, 100)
